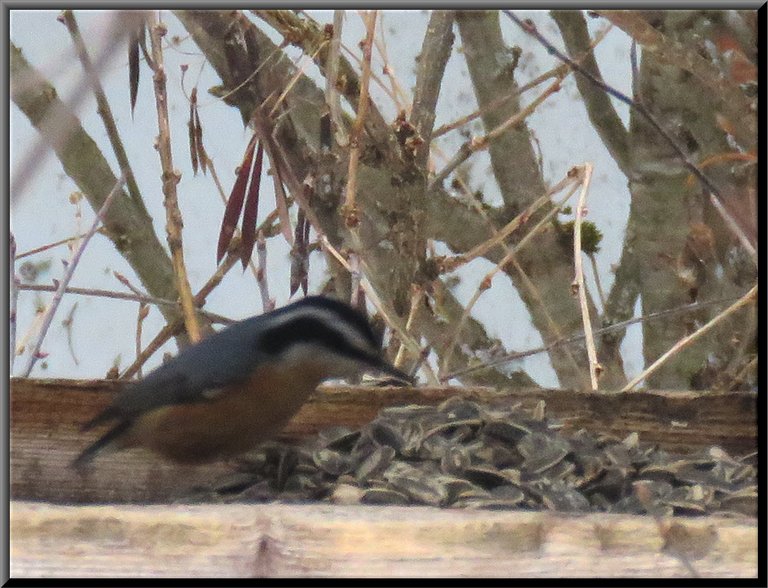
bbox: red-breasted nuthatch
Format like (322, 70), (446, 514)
(73, 296), (412, 467)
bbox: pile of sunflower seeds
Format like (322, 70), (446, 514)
(182, 396), (756, 516)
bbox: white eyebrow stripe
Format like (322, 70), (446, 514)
(261, 305), (374, 352)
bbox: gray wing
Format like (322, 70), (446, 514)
(83, 317), (266, 429)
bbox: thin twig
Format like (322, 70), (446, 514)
(256, 230), (274, 312)
(17, 283), (232, 325)
(148, 14), (200, 343)
(572, 164), (599, 390)
(60, 301), (79, 366)
(621, 285), (757, 391)
(135, 303), (149, 378)
(439, 266), (496, 377)
(60, 10), (148, 217)
(393, 285), (423, 368)
(410, 10), (455, 167)
(15, 232), (96, 260)
(22, 174), (125, 376)
(15, 303), (45, 360)
(443, 293), (746, 381)
(122, 321), (175, 381)
(204, 45), (280, 107)
(432, 64), (562, 140)
(112, 270), (146, 298)
(705, 192), (756, 262)
(429, 157), (587, 384)
(428, 75), (563, 191)
(431, 21), (612, 141)
(588, 253), (607, 311)
(505, 10), (756, 265)
(511, 251), (591, 389)
(267, 43), (328, 118)
(339, 36), (398, 105)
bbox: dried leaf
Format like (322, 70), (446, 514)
(194, 104), (208, 175)
(290, 209), (308, 296)
(217, 135), (257, 263)
(240, 141), (264, 269)
(128, 23), (144, 116)
(188, 88), (198, 175)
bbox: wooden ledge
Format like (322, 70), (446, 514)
(10, 501), (757, 578)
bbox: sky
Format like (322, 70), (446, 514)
(10, 10), (643, 386)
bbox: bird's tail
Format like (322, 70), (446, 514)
(71, 419), (132, 469)
(80, 406), (122, 432)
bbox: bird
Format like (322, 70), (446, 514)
(73, 295), (412, 467)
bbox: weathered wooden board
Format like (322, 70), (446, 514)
(10, 378), (757, 503)
(10, 502), (757, 578)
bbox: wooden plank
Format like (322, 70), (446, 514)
(10, 378), (757, 503)
(10, 501), (757, 578)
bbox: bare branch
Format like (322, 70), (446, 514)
(410, 10), (454, 167)
(148, 15), (201, 343)
(342, 11), (377, 227)
(550, 11), (630, 174)
(456, 11), (548, 208)
(431, 62), (565, 140)
(571, 164), (599, 390)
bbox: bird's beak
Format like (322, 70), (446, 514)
(368, 356), (415, 385)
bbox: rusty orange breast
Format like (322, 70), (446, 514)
(128, 363), (327, 463)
